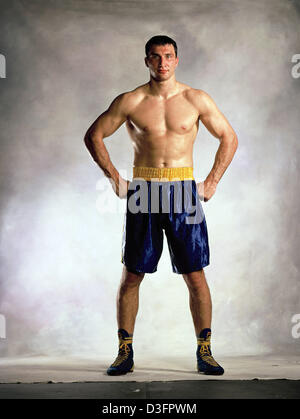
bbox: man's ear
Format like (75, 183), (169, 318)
(144, 57), (149, 68)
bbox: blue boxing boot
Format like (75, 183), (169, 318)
(196, 328), (224, 375)
(107, 329), (134, 376)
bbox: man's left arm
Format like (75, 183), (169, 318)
(196, 90), (238, 201)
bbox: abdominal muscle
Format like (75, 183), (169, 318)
(127, 128), (197, 170)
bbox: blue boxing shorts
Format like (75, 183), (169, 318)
(121, 166), (210, 274)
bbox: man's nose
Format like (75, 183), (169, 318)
(159, 56), (166, 66)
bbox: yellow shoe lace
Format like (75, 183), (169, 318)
(197, 337), (219, 367)
(111, 337), (133, 367)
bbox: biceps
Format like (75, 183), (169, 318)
(200, 108), (232, 139)
(88, 110), (126, 140)
(87, 93), (129, 140)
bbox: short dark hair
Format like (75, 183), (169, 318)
(145, 35), (177, 58)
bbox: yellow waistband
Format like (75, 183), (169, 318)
(133, 166), (194, 181)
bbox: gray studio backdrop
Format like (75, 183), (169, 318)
(0, 0), (299, 360)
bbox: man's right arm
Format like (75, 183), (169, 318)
(84, 93), (129, 197)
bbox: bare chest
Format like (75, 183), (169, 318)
(127, 95), (199, 137)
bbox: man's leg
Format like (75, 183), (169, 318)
(182, 269), (211, 335)
(107, 266), (144, 376)
(183, 269), (224, 375)
(117, 265), (145, 334)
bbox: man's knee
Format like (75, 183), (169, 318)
(126, 267), (143, 276)
(182, 269), (207, 291)
(121, 266), (145, 288)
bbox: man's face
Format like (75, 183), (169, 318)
(145, 44), (179, 81)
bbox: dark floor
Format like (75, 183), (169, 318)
(0, 379), (299, 399)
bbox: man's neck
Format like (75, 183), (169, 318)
(148, 75), (179, 99)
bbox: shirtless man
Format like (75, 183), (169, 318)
(84, 35), (238, 376)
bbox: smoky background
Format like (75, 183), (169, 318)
(0, 0), (299, 360)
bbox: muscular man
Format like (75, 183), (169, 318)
(84, 35), (238, 376)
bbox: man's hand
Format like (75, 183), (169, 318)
(197, 179), (217, 202)
(108, 176), (130, 199)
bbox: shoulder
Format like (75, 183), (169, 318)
(110, 84), (147, 115)
(183, 87), (215, 114)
